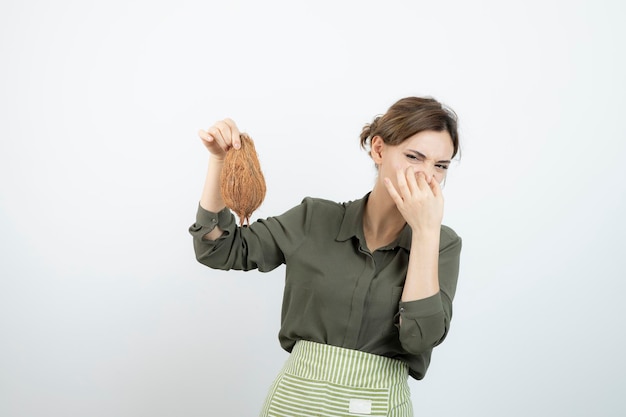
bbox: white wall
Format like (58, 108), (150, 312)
(1, 0), (625, 416)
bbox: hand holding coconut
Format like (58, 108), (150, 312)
(198, 118), (266, 234)
(198, 118), (242, 160)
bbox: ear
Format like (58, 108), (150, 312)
(370, 135), (385, 164)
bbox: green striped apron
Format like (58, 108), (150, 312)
(260, 340), (413, 417)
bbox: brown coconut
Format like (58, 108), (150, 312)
(220, 133), (266, 226)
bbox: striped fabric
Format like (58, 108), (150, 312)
(260, 341), (413, 417)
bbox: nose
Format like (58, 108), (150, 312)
(415, 165), (435, 183)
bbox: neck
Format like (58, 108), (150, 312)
(363, 183), (406, 246)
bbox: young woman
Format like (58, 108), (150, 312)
(189, 97), (462, 417)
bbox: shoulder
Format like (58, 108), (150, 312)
(291, 196), (358, 228)
(440, 224), (462, 249)
(271, 196), (345, 222)
(298, 196), (351, 212)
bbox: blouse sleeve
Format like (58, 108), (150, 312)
(396, 226), (462, 355)
(188, 199), (312, 273)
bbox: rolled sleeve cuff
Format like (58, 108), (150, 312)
(395, 292), (448, 354)
(394, 292), (443, 326)
(189, 204), (234, 240)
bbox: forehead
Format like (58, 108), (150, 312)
(400, 130), (454, 159)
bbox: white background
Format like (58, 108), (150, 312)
(1, 0), (625, 416)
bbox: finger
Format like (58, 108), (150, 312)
(405, 166), (419, 194)
(223, 118), (241, 149)
(415, 172), (431, 193)
(198, 129), (209, 141)
(213, 120), (230, 143)
(208, 124), (230, 152)
(395, 167), (411, 198)
(384, 177), (404, 207)
(430, 178), (443, 199)
(198, 129), (216, 143)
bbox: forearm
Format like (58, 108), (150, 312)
(200, 155), (226, 240)
(401, 231), (440, 302)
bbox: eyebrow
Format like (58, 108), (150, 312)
(407, 149), (451, 164)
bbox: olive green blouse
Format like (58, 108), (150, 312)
(189, 193), (462, 380)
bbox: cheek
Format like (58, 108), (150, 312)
(380, 159), (403, 175)
(390, 155), (409, 171)
(434, 171), (447, 183)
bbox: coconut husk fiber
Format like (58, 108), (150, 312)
(220, 133), (266, 226)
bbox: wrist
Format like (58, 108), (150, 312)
(411, 228), (440, 245)
(209, 154), (226, 164)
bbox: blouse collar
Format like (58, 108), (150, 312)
(335, 192), (412, 251)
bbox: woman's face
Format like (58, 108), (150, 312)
(371, 130), (454, 187)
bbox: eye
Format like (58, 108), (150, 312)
(435, 164), (449, 170)
(405, 154), (423, 161)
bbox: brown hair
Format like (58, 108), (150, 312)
(360, 96), (460, 159)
